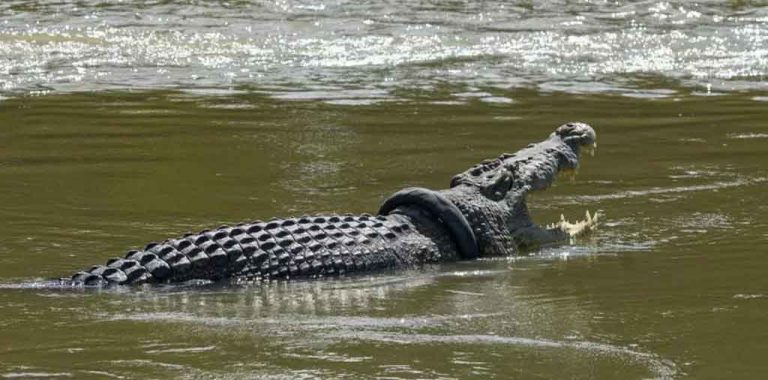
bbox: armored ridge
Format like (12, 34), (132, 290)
(70, 212), (457, 286)
(66, 122), (597, 286)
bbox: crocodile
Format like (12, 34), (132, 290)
(66, 122), (597, 286)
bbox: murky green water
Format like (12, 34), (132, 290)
(2, 90), (767, 379)
(2, 1), (768, 379)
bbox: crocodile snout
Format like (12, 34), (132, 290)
(556, 122), (596, 147)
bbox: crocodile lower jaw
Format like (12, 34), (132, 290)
(547, 210), (600, 238)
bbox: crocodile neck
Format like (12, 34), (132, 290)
(386, 205), (461, 264)
(438, 185), (519, 257)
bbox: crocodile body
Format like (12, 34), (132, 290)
(67, 122), (597, 286)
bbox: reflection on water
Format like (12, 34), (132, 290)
(1, 1), (767, 97)
(105, 283), (678, 378)
(2, 267), (678, 378)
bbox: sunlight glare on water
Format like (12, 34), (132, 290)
(1, 1), (767, 98)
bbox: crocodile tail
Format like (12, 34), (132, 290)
(66, 213), (412, 286)
(67, 220), (275, 286)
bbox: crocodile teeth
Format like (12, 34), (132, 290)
(581, 142), (597, 157)
(548, 210), (600, 237)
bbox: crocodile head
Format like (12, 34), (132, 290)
(446, 122), (598, 254)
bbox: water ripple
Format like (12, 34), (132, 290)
(325, 331), (678, 379)
(562, 177), (766, 204)
(1, 1), (766, 97)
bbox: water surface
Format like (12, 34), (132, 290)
(1, 1), (768, 379)
(2, 0), (767, 96)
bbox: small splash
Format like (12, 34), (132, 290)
(452, 91), (494, 98)
(1, 372), (72, 379)
(493, 115), (523, 121)
(479, 96), (514, 104)
(145, 345), (216, 354)
(197, 102), (258, 110)
(621, 89), (677, 99)
(532, 245), (605, 259)
(733, 294), (765, 300)
(668, 167), (723, 179)
(437, 269), (508, 278)
(0, 279), (76, 290)
(727, 133), (768, 139)
(676, 213), (732, 230)
(445, 289), (485, 296)
(428, 100), (466, 106)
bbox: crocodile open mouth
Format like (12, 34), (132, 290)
(546, 142), (599, 240)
